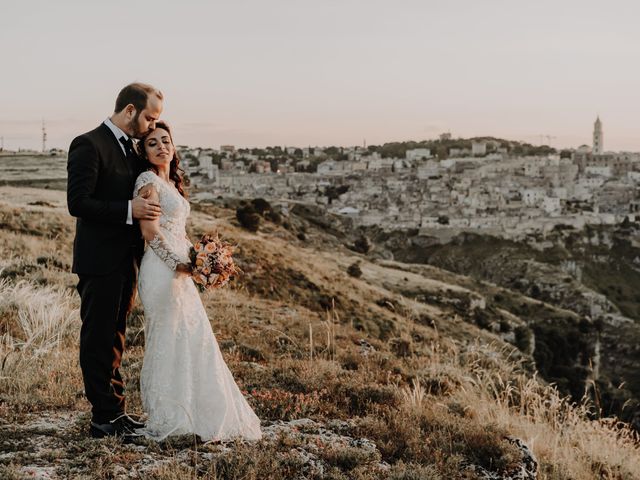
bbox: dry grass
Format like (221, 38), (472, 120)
(456, 344), (640, 479)
(0, 186), (639, 479)
(0, 279), (84, 410)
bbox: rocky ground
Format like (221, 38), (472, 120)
(0, 410), (539, 480)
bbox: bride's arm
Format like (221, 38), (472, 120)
(138, 184), (191, 274)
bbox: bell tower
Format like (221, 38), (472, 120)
(593, 116), (603, 155)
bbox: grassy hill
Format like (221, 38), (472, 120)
(369, 226), (640, 430)
(0, 186), (639, 479)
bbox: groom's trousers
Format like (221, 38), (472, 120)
(76, 258), (137, 424)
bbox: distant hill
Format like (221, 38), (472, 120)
(366, 136), (557, 159)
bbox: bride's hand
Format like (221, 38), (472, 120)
(176, 263), (193, 276)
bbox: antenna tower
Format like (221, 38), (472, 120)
(42, 119), (47, 152)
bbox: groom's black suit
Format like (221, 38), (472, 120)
(67, 122), (145, 424)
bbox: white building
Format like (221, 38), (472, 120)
(552, 187), (568, 200)
(352, 161), (367, 171)
(317, 159), (344, 175)
(393, 159), (410, 172)
(522, 188), (546, 206)
(417, 160), (441, 179)
(198, 154), (218, 179)
(585, 166), (612, 177)
(366, 157), (395, 171)
(208, 163), (219, 180)
(472, 141), (487, 156)
(199, 153), (212, 168)
(576, 144), (592, 154)
(523, 161), (541, 177)
(406, 148), (431, 161)
(542, 196), (561, 214)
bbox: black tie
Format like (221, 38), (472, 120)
(119, 136), (136, 159)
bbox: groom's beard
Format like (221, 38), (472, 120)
(128, 113), (150, 139)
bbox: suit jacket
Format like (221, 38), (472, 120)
(67, 123), (145, 275)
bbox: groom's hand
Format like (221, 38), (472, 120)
(176, 263), (194, 276)
(132, 190), (162, 221)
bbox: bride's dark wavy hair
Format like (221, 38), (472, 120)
(138, 121), (188, 198)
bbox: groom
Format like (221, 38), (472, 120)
(67, 83), (163, 438)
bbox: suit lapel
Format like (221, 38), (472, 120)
(98, 123), (135, 176)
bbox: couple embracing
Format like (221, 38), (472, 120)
(67, 83), (262, 442)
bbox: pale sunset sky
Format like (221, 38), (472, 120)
(1, 0), (639, 151)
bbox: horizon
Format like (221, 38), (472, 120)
(1, 1), (639, 152)
(0, 132), (619, 155)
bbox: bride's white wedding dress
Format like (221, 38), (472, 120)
(133, 170), (262, 442)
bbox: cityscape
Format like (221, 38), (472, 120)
(172, 116), (640, 238)
(2, 116), (638, 241)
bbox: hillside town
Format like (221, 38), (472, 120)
(2, 117), (637, 239)
(179, 117), (640, 237)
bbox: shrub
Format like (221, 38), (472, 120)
(236, 204), (261, 232)
(251, 198), (272, 215)
(352, 236), (372, 254)
(514, 326), (531, 353)
(389, 337), (413, 358)
(265, 209), (282, 224)
(347, 262), (363, 278)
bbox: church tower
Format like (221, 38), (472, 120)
(593, 116), (603, 155)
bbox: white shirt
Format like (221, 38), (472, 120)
(103, 118), (133, 225)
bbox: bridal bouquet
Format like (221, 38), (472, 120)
(189, 233), (239, 291)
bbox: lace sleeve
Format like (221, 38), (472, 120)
(134, 171), (159, 197)
(149, 233), (184, 271)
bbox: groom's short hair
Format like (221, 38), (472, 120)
(114, 83), (163, 113)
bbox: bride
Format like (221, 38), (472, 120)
(133, 121), (262, 442)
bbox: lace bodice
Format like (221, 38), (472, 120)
(134, 170), (190, 241)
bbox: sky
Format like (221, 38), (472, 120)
(1, 0), (639, 151)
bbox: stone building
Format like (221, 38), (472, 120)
(593, 116), (603, 155)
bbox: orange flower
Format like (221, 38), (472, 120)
(195, 252), (208, 267)
(195, 243), (203, 252)
(204, 242), (216, 253)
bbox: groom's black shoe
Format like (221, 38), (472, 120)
(90, 415), (142, 439)
(117, 412), (146, 430)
